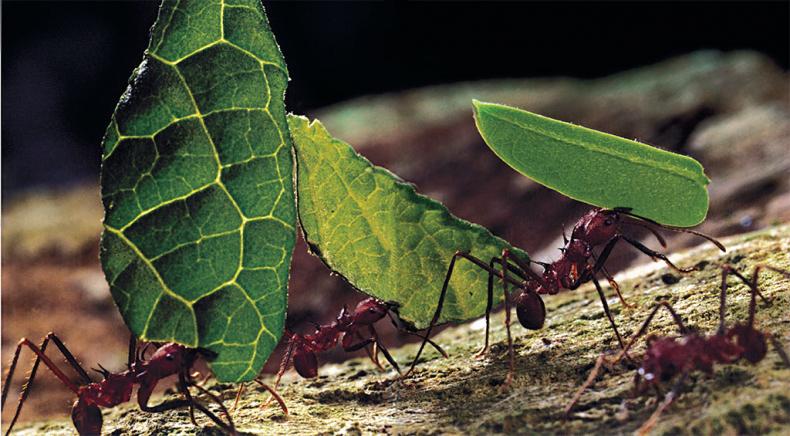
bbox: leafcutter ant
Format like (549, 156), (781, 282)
(564, 264), (790, 435)
(1, 334), (282, 435)
(232, 297), (446, 411)
(408, 207), (725, 386)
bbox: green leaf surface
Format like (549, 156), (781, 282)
(473, 100), (710, 227)
(99, 0), (295, 382)
(290, 115), (526, 329)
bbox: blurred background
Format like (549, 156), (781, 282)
(2, 1), (789, 426)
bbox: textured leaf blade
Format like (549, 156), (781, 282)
(100, 0), (295, 383)
(473, 100), (710, 227)
(290, 115), (527, 329)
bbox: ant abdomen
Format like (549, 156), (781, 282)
(293, 349), (319, 378)
(729, 325), (767, 364)
(71, 397), (102, 436)
(515, 292), (546, 330)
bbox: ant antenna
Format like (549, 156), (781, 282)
(617, 209), (725, 252)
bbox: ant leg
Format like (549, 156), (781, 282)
(591, 275), (627, 351)
(252, 379), (288, 416)
(257, 337), (297, 410)
(637, 372), (689, 436)
(612, 301), (688, 364)
(622, 235), (695, 273)
(500, 250), (516, 388)
(3, 336), (85, 435)
(564, 354), (607, 415)
(600, 265), (634, 308)
(404, 252), (463, 377)
(717, 264), (772, 333)
(766, 333), (790, 367)
(405, 251), (527, 377)
(368, 326), (402, 375)
(475, 257), (497, 358)
(177, 369), (236, 434)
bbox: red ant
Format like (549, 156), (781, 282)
(565, 264), (790, 435)
(408, 207), (725, 385)
(233, 297), (446, 410)
(0, 333), (280, 435)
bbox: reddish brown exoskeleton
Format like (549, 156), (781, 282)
(565, 264), (790, 435)
(408, 207), (725, 385)
(232, 297), (446, 410)
(0, 334), (272, 435)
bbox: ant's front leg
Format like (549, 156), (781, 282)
(622, 235), (695, 273)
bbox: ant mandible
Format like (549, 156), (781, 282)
(565, 264), (790, 435)
(408, 207), (725, 385)
(233, 297), (446, 410)
(1, 333), (281, 435)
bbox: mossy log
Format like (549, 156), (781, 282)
(15, 224), (790, 435)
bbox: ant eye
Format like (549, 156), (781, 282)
(604, 219), (613, 226)
(165, 353), (175, 361)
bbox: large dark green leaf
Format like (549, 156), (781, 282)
(473, 100), (710, 227)
(99, 0), (295, 382)
(290, 115), (527, 328)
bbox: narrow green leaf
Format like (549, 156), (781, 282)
(473, 100), (710, 227)
(290, 115), (527, 328)
(99, 0), (295, 383)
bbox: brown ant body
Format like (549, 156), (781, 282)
(565, 264), (790, 434)
(234, 297), (446, 410)
(409, 207), (725, 384)
(1, 334), (277, 435)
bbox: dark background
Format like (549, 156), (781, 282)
(2, 1), (788, 195)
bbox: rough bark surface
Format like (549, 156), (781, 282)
(15, 225), (790, 435)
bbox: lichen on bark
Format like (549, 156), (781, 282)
(16, 225), (790, 435)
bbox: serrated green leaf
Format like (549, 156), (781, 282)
(99, 0), (295, 383)
(290, 115), (527, 329)
(473, 100), (710, 227)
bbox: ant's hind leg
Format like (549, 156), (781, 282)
(564, 353), (609, 415)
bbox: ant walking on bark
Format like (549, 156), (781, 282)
(233, 297), (446, 411)
(1, 333), (277, 435)
(408, 207), (725, 386)
(564, 264), (790, 435)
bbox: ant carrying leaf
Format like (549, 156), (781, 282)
(408, 207), (725, 387)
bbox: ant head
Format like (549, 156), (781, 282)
(729, 324), (767, 364)
(293, 348), (318, 378)
(146, 343), (194, 376)
(571, 208), (622, 246)
(352, 298), (389, 325)
(514, 291), (546, 330)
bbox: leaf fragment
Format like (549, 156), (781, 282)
(290, 115), (527, 328)
(99, 0), (295, 382)
(473, 100), (710, 227)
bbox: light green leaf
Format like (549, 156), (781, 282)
(290, 115), (527, 329)
(473, 100), (710, 227)
(99, 0), (295, 383)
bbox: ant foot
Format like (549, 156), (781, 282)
(473, 346), (490, 360)
(497, 372), (515, 393)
